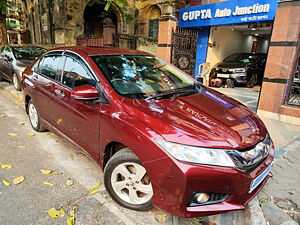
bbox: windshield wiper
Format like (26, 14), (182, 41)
(146, 88), (195, 100)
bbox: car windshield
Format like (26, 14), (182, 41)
(12, 47), (46, 60)
(92, 55), (197, 99)
(224, 53), (259, 63)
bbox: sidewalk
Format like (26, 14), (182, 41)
(258, 117), (300, 224)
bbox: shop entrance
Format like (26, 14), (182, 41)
(207, 23), (273, 111)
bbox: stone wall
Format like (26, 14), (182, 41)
(24, 0), (179, 54)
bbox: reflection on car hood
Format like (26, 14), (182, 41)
(16, 60), (34, 68)
(122, 88), (267, 149)
(216, 61), (252, 69)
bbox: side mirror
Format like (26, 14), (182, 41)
(71, 84), (99, 101)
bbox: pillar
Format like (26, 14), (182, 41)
(194, 27), (210, 77)
(257, 0), (300, 125)
(157, 16), (176, 62)
(103, 18), (116, 47)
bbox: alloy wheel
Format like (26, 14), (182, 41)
(13, 74), (21, 91)
(28, 103), (39, 129)
(111, 162), (153, 205)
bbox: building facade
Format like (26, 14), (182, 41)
(176, 0), (300, 125)
(23, 0), (186, 56)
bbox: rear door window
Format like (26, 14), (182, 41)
(62, 56), (96, 89)
(39, 55), (62, 80)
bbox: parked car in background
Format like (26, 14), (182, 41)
(0, 45), (46, 90)
(22, 47), (274, 218)
(209, 53), (267, 88)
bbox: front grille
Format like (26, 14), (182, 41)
(216, 68), (234, 74)
(228, 134), (272, 173)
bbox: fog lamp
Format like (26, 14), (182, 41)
(193, 193), (210, 204)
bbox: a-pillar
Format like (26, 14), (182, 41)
(157, 16), (176, 62)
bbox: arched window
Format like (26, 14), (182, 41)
(147, 6), (161, 39)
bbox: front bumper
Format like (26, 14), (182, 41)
(145, 148), (274, 218)
(216, 72), (248, 84)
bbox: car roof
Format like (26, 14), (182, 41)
(49, 46), (152, 56)
(4, 45), (45, 49)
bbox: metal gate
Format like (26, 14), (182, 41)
(171, 28), (198, 76)
(287, 47), (300, 106)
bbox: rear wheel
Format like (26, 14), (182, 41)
(246, 73), (257, 88)
(28, 99), (46, 132)
(104, 148), (153, 211)
(12, 73), (21, 91)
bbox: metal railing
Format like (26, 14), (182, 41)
(287, 48), (300, 107)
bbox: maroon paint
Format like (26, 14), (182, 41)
(22, 47), (273, 218)
(71, 84), (99, 100)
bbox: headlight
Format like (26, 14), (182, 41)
(155, 139), (235, 167)
(234, 68), (246, 73)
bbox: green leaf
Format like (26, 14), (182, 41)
(115, 0), (128, 8)
(88, 183), (101, 192)
(2, 179), (10, 186)
(104, 1), (111, 11)
(67, 210), (75, 225)
(259, 198), (270, 203)
(47, 208), (65, 218)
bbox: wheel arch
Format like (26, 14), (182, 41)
(24, 95), (31, 114)
(103, 141), (127, 170)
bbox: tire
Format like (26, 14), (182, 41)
(12, 73), (21, 91)
(104, 148), (153, 211)
(27, 99), (46, 132)
(246, 73), (257, 88)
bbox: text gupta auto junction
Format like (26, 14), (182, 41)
(182, 3), (271, 21)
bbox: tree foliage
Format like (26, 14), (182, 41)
(103, 0), (128, 11)
(0, 0), (9, 45)
(0, 0), (9, 15)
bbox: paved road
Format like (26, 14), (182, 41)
(0, 83), (247, 225)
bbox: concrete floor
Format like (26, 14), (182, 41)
(211, 86), (261, 112)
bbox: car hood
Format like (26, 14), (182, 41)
(16, 60), (34, 68)
(216, 61), (252, 69)
(122, 88), (266, 149)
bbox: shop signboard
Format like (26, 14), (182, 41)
(179, 0), (278, 28)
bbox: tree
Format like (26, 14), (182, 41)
(0, 0), (9, 45)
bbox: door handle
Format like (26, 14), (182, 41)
(54, 89), (65, 97)
(33, 75), (38, 81)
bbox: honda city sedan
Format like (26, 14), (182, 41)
(0, 45), (46, 90)
(22, 47), (274, 218)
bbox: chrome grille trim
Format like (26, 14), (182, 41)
(227, 134), (272, 172)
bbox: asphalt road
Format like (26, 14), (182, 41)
(0, 85), (209, 225)
(0, 83), (251, 225)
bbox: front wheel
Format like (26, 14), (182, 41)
(104, 148), (153, 211)
(12, 73), (21, 91)
(246, 73), (257, 88)
(28, 99), (46, 132)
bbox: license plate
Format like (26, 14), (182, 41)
(249, 163), (272, 193)
(217, 73), (230, 78)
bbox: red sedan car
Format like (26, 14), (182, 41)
(22, 47), (274, 218)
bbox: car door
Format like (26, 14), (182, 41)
(50, 52), (101, 159)
(31, 52), (65, 125)
(0, 46), (13, 80)
(0, 46), (6, 78)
